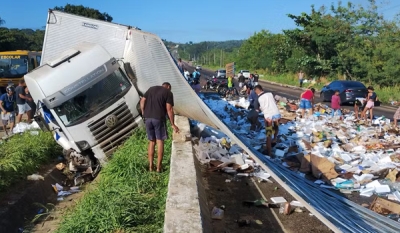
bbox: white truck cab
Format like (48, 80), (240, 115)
(25, 42), (143, 177)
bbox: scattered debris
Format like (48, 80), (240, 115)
(211, 206), (224, 220)
(56, 163), (66, 170)
(27, 174), (44, 181)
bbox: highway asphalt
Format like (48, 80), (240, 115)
(183, 62), (398, 120)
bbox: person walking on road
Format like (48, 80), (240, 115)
(238, 73), (245, 89)
(15, 79), (32, 123)
(298, 70), (304, 88)
(0, 86), (16, 136)
(254, 85), (281, 157)
(177, 58), (184, 73)
(331, 90), (341, 117)
(253, 71), (259, 86)
(299, 87), (315, 118)
(140, 82), (179, 172)
(183, 68), (190, 81)
(393, 101), (400, 128)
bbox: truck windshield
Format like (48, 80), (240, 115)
(0, 55), (29, 78)
(54, 68), (132, 126)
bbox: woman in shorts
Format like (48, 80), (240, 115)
(361, 86), (377, 122)
(299, 88), (315, 118)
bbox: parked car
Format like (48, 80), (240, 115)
(215, 69), (226, 78)
(239, 70), (250, 79)
(320, 80), (368, 104)
(195, 65), (202, 70)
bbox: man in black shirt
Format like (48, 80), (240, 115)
(140, 82), (179, 172)
(253, 71), (259, 86)
(238, 73), (245, 89)
(15, 79), (32, 123)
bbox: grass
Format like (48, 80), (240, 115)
(259, 72), (400, 104)
(56, 127), (172, 233)
(0, 131), (61, 193)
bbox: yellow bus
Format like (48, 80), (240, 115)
(0, 50), (42, 91)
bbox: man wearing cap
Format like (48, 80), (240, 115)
(0, 86), (16, 136)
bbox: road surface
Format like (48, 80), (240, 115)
(184, 62), (398, 120)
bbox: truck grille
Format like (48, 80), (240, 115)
(88, 103), (139, 157)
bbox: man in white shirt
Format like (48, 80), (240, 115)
(254, 85), (281, 157)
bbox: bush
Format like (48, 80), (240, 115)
(0, 131), (61, 192)
(56, 127), (172, 233)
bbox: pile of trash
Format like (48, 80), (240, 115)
(198, 93), (400, 221)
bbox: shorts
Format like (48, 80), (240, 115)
(253, 82), (258, 86)
(145, 118), (168, 141)
(299, 99), (312, 109)
(239, 82), (243, 88)
(2, 112), (15, 125)
(17, 103), (31, 115)
(365, 101), (374, 109)
(264, 114), (281, 121)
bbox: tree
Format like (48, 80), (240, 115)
(54, 4), (113, 22)
(0, 17), (4, 25)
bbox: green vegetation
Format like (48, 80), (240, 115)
(0, 131), (61, 192)
(53, 4), (113, 22)
(0, 4), (113, 51)
(178, 40), (243, 67)
(178, 0), (400, 102)
(56, 128), (172, 233)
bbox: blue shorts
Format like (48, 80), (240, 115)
(265, 114), (281, 121)
(300, 99), (312, 109)
(145, 118), (168, 141)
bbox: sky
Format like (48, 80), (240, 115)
(1, 0), (400, 43)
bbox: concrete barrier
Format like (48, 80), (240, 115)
(164, 115), (211, 233)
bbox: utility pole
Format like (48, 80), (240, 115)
(214, 53), (216, 65)
(220, 49), (222, 67)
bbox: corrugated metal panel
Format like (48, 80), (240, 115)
(125, 30), (219, 128)
(41, 11), (128, 65)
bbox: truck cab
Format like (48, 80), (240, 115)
(25, 42), (143, 176)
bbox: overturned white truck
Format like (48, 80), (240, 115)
(23, 10), (215, 180)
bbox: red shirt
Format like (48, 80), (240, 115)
(331, 95), (341, 109)
(301, 90), (313, 100)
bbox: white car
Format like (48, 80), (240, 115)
(195, 65), (202, 70)
(239, 70), (250, 79)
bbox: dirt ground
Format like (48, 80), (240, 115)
(27, 191), (85, 233)
(201, 164), (333, 233)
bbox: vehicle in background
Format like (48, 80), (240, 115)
(239, 70), (250, 79)
(215, 69), (226, 78)
(320, 80), (368, 104)
(196, 65), (202, 70)
(0, 50), (41, 92)
(25, 10), (183, 183)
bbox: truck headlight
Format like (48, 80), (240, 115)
(76, 140), (90, 151)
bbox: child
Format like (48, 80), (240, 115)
(331, 90), (341, 117)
